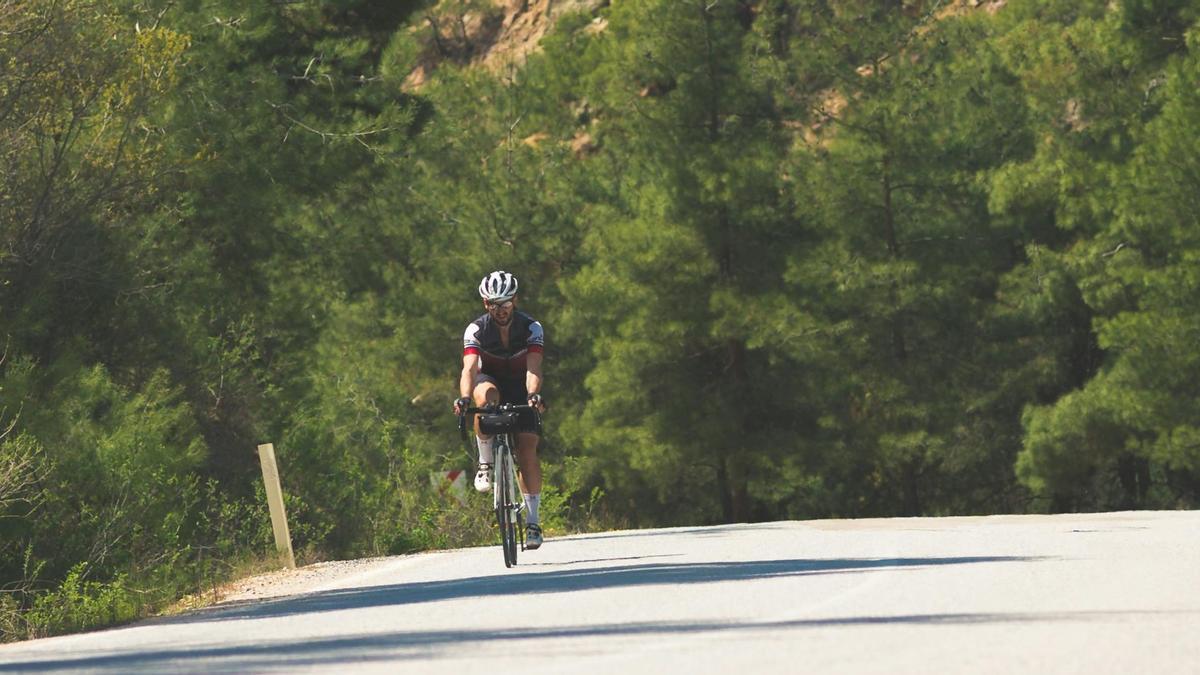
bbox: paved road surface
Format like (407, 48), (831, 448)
(2, 511), (1198, 674)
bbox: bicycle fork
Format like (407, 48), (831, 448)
(493, 443), (525, 523)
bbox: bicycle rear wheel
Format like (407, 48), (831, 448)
(511, 451), (525, 553)
(516, 500), (526, 552)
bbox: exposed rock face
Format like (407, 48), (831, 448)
(408, 0), (1006, 89)
(405, 0), (607, 88)
(406, 0), (1009, 148)
(482, 0), (608, 71)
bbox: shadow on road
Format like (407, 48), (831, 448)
(0, 555), (1051, 673)
(520, 553), (684, 566)
(156, 555), (1038, 626)
(3, 609), (1184, 674)
(562, 523), (792, 541)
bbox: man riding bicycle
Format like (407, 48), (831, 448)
(453, 271), (548, 549)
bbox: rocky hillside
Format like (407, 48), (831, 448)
(405, 0), (608, 88)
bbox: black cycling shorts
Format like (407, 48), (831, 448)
(474, 374), (540, 435)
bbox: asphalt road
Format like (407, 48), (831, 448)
(2, 510), (1198, 674)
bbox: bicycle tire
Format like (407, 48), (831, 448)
(504, 444), (520, 566)
(496, 442), (518, 567)
(517, 500), (526, 552)
(511, 446), (525, 553)
(495, 448), (510, 567)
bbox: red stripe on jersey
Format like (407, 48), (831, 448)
(464, 346), (482, 356)
(527, 344), (544, 354)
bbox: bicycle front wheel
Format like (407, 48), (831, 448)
(495, 446), (518, 567)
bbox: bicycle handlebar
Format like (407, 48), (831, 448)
(457, 404), (543, 438)
(460, 404), (540, 415)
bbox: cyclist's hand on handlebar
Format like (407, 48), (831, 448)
(453, 396), (471, 415)
(527, 393), (546, 413)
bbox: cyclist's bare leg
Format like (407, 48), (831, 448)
(516, 432), (544, 547)
(469, 381), (500, 492)
(515, 433), (541, 494)
(470, 380), (500, 439)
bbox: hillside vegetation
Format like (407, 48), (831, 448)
(2, 0), (1199, 639)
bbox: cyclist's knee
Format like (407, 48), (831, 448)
(472, 383), (498, 406)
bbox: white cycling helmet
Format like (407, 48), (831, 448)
(478, 270), (518, 302)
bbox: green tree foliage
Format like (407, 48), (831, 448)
(1, 0), (188, 364)
(1017, 11), (1200, 509)
(540, 0), (809, 523)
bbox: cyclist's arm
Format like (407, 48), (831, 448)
(460, 353), (481, 399)
(525, 350), (543, 396)
(526, 319), (545, 399)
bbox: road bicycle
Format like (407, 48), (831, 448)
(458, 403), (541, 567)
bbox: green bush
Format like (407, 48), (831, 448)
(24, 565), (139, 639)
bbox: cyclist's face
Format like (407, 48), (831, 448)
(485, 297), (515, 325)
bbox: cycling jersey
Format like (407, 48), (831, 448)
(463, 310), (544, 381)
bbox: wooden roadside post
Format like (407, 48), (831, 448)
(256, 443), (296, 569)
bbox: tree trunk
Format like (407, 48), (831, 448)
(716, 459), (733, 522)
(1117, 454), (1150, 508)
(881, 152), (908, 362)
(699, 0), (721, 141)
(725, 337), (752, 522)
(902, 457), (922, 516)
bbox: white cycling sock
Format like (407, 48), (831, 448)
(476, 436), (494, 465)
(523, 493), (541, 525)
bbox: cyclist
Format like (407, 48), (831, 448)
(453, 271), (548, 549)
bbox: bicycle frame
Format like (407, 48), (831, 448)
(458, 403), (541, 567)
(493, 431), (523, 566)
